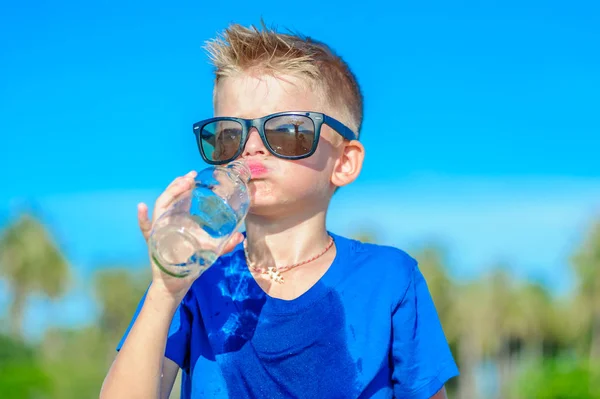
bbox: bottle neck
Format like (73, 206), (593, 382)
(226, 160), (251, 183)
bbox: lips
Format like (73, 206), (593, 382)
(245, 161), (268, 178)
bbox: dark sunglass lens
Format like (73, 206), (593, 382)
(200, 121), (243, 162)
(264, 115), (315, 157)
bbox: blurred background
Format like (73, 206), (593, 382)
(1, 1), (599, 398)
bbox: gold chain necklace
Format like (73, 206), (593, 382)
(243, 236), (334, 284)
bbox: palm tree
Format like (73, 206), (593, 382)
(509, 281), (553, 360)
(93, 268), (149, 340)
(450, 280), (487, 399)
(571, 220), (600, 362)
(413, 245), (453, 327)
(414, 246), (464, 397)
(0, 213), (70, 337)
(450, 268), (518, 399)
(485, 268), (517, 395)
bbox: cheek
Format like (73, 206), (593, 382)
(293, 145), (338, 174)
(248, 155), (335, 205)
(280, 162), (332, 194)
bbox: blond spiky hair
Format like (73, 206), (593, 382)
(204, 22), (363, 135)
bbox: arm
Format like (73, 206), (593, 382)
(100, 286), (181, 399)
(100, 173), (243, 398)
(159, 359), (180, 399)
(431, 386), (448, 399)
(100, 175), (196, 399)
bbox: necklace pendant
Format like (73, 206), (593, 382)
(266, 267), (284, 284)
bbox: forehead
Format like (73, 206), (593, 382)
(213, 73), (326, 118)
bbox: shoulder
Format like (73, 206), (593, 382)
(335, 233), (417, 272)
(333, 233), (418, 297)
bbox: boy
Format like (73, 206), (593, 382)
(100, 22), (458, 398)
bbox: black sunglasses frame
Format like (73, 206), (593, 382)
(192, 111), (358, 165)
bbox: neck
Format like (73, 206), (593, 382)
(244, 209), (331, 267)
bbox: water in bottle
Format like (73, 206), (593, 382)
(149, 160), (251, 278)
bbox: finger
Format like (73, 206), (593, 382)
(221, 232), (244, 255)
(154, 175), (196, 216)
(161, 171), (197, 195)
(156, 170), (198, 212)
(137, 202), (153, 241)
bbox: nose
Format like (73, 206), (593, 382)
(242, 128), (268, 158)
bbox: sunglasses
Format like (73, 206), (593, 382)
(192, 111), (358, 165)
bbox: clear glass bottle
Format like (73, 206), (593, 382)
(149, 160), (251, 278)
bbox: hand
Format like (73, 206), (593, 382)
(137, 171), (244, 300)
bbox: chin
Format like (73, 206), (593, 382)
(246, 180), (327, 216)
(248, 195), (287, 214)
(247, 191), (302, 218)
(247, 203), (288, 219)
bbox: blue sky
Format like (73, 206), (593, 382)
(1, 1), (599, 339)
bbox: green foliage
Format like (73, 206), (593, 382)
(351, 229), (379, 244)
(93, 268), (149, 339)
(513, 358), (600, 399)
(571, 221), (600, 360)
(1, 212), (600, 399)
(0, 214), (71, 336)
(0, 214), (70, 297)
(40, 327), (113, 399)
(0, 334), (52, 398)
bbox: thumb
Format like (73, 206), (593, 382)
(137, 202), (153, 241)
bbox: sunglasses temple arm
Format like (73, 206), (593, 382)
(322, 115), (358, 140)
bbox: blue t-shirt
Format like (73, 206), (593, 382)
(118, 233), (458, 398)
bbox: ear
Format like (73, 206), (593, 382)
(331, 140), (365, 187)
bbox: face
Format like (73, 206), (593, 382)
(213, 73), (359, 218)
